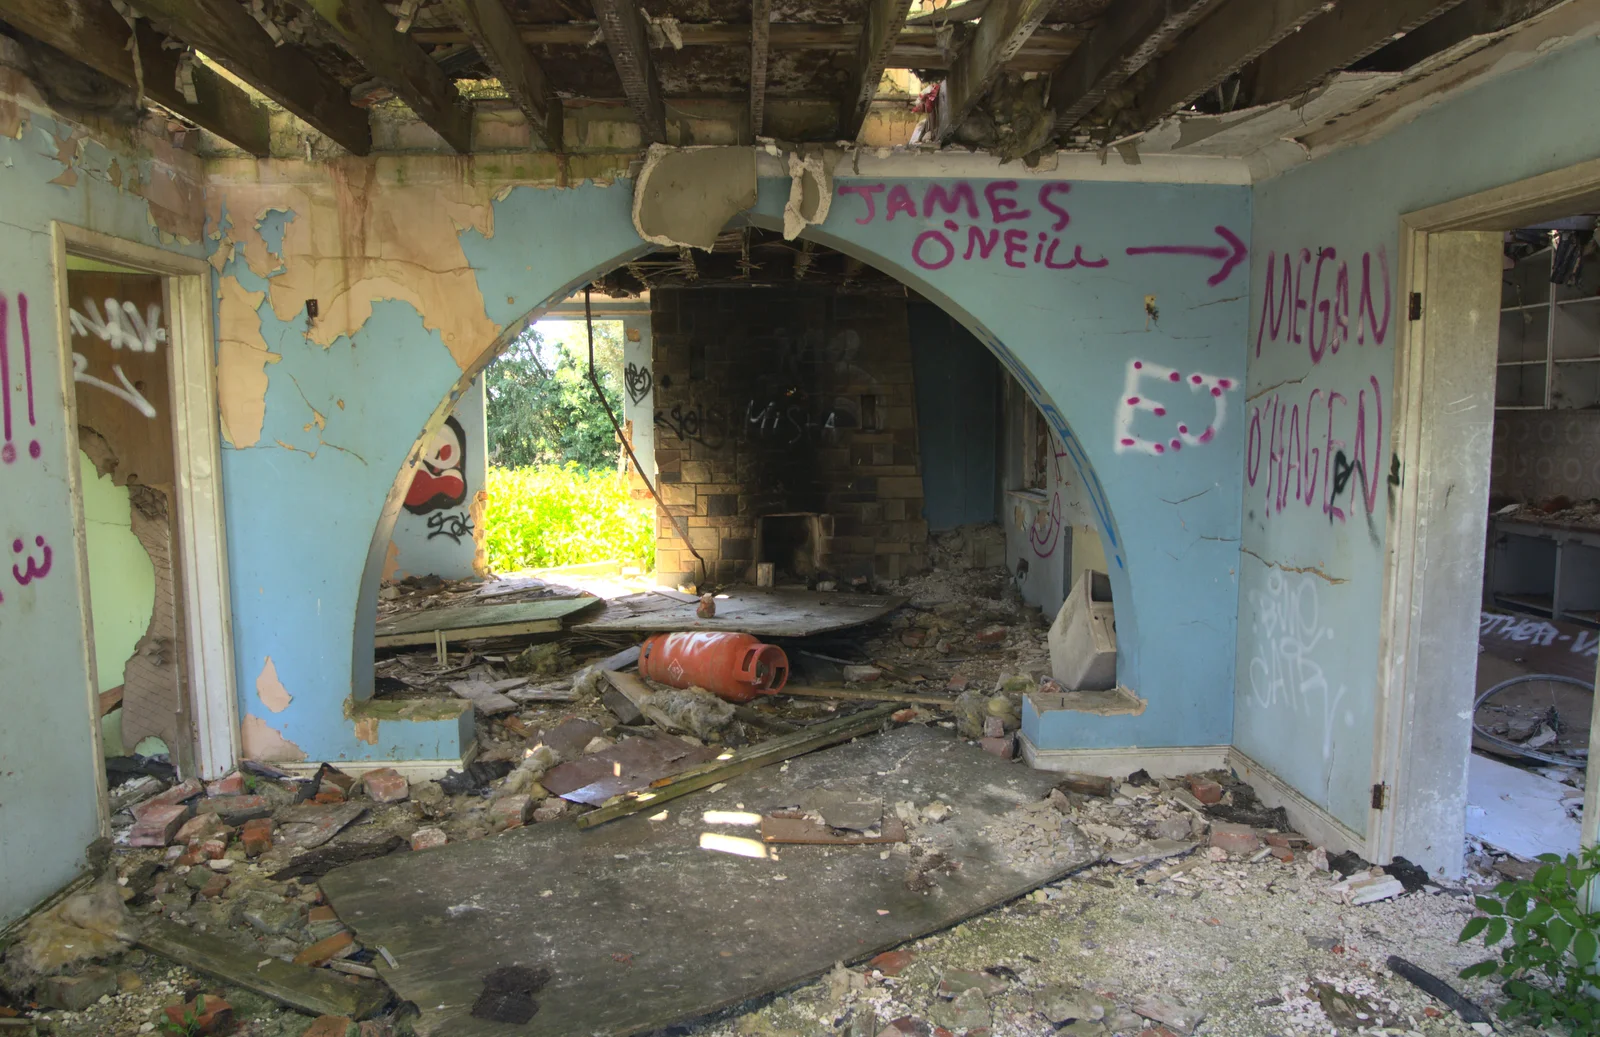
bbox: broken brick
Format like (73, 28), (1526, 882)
(978, 735), (1015, 760)
(945, 676), (969, 693)
(132, 778), (203, 821)
(198, 835), (230, 860)
(317, 764), (357, 793)
(975, 625), (1008, 644)
(362, 767), (410, 804)
(982, 715), (1006, 738)
(489, 795), (534, 830)
(164, 994), (233, 1035)
(1187, 778), (1224, 805)
(175, 812), (229, 847)
(240, 817), (273, 857)
(1208, 822), (1260, 855)
(1269, 846), (1294, 862)
(868, 950), (916, 976)
(308, 905), (338, 923)
(842, 664), (882, 682)
(411, 826), (448, 850)
(302, 1016), (358, 1037)
(197, 875), (231, 900)
(532, 798), (567, 823)
(205, 772), (247, 797)
(294, 930), (355, 966)
(313, 788), (347, 805)
(1264, 832), (1292, 848)
(130, 802), (191, 847)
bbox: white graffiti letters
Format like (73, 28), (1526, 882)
(69, 297), (166, 353)
(1247, 570), (1350, 762)
(72, 352), (157, 418)
(1113, 360), (1237, 456)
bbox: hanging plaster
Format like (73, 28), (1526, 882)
(256, 656), (291, 713)
(241, 713), (307, 762)
(630, 144), (758, 251)
(206, 157), (504, 369)
(782, 146), (839, 240)
(353, 716), (380, 745)
(216, 277), (278, 448)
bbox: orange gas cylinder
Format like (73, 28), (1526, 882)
(637, 631), (789, 703)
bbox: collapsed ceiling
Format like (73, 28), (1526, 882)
(0, 0), (1579, 163)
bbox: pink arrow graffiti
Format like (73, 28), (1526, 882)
(1125, 226), (1248, 286)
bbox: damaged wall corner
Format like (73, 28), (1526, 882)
(782, 146), (840, 241)
(240, 713), (308, 763)
(631, 144), (759, 251)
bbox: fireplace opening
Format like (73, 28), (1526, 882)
(757, 513), (824, 583)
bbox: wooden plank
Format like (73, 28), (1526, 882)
(1250, 0), (1466, 105)
(575, 703), (899, 828)
(574, 589), (906, 637)
(448, 679), (520, 715)
(138, 917), (389, 1019)
(781, 684), (958, 707)
(750, 0), (771, 137)
(319, 725), (1097, 1037)
(0, 0), (271, 155)
(601, 669), (683, 733)
(1131, 0), (1328, 127)
(291, 0), (473, 153)
(375, 618), (560, 648)
(123, 0), (373, 154)
(444, 0), (561, 148)
(930, 0), (1054, 142)
(906, 0), (990, 25)
(374, 596), (597, 637)
(840, 0), (915, 139)
(1048, 0), (1212, 132)
(591, 0), (668, 143)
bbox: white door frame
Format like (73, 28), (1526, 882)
(1372, 158), (1600, 872)
(51, 223), (238, 800)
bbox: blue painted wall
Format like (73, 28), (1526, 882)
(0, 102), (207, 926)
(211, 166), (1250, 766)
(1236, 36), (1600, 832)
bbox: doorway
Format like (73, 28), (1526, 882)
(1372, 161), (1600, 876)
(51, 223), (236, 831)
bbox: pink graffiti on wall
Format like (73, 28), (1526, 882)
(1255, 246), (1391, 362)
(1114, 360), (1238, 456)
(1246, 376), (1384, 520)
(0, 292), (41, 465)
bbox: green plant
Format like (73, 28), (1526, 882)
(1459, 846), (1600, 1033)
(482, 463), (654, 573)
(158, 1005), (200, 1036)
(486, 323), (626, 471)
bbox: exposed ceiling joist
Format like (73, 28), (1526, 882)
(0, 0), (271, 154)
(1049, 0), (1213, 133)
(840, 0), (914, 140)
(906, 0), (991, 25)
(931, 0), (1055, 142)
(290, 0), (473, 153)
(122, 0), (372, 154)
(750, 0), (771, 138)
(591, 0), (667, 143)
(1133, 0), (1330, 128)
(444, 0), (560, 148)
(1250, 0), (1468, 105)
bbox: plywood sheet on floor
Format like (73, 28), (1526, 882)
(319, 725), (1091, 1037)
(374, 596), (601, 645)
(574, 588), (906, 636)
(1466, 752), (1580, 860)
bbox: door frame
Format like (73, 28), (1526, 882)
(1372, 157), (1600, 871)
(51, 222), (238, 805)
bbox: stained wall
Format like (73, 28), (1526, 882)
(1237, 35), (1600, 849)
(0, 70), (208, 926)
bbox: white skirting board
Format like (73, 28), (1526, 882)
(1018, 737), (1370, 858)
(269, 754), (473, 783)
(1224, 748), (1367, 858)
(1018, 736), (1228, 779)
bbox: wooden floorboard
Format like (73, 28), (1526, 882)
(374, 596), (600, 643)
(319, 726), (1094, 1036)
(573, 588), (906, 636)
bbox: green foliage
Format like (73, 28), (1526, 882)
(486, 322), (626, 471)
(1459, 845), (1600, 1033)
(483, 464), (654, 572)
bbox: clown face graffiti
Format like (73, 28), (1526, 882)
(404, 416), (468, 514)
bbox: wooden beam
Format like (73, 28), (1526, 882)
(122, 0), (372, 154)
(291, 0), (472, 153)
(1048, 0), (1212, 132)
(1133, 0), (1330, 127)
(750, 0), (771, 138)
(0, 0), (271, 155)
(1250, 0), (1467, 105)
(591, 0), (667, 143)
(444, 0), (561, 148)
(930, 0), (1053, 142)
(840, 0), (914, 140)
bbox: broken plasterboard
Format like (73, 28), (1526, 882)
(631, 145), (758, 251)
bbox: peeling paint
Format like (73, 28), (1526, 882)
(381, 540), (401, 584)
(256, 655), (291, 713)
(241, 713), (308, 762)
(1240, 547), (1347, 585)
(216, 277), (278, 448)
(353, 716), (379, 744)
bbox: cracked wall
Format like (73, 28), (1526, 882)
(1236, 38), (1600, 847)
(0, 66), (208, 928)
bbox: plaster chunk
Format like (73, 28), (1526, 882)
(782, 147), (838, 240)
(241, 713), (307, 763)
(216, 277), (278, 448)
(631, 144), (758, 251)
(256, 655), (292, 713)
